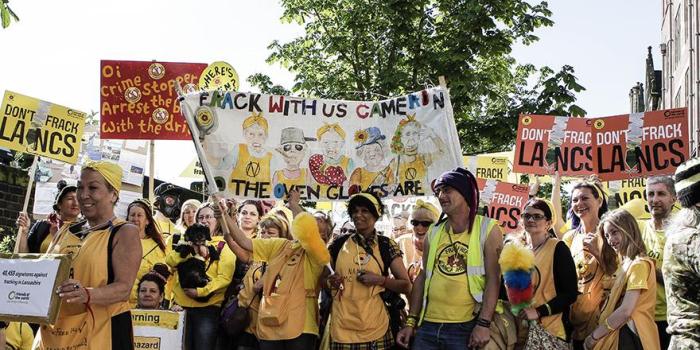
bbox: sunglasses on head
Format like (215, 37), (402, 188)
(283, 144), (304, 152)
(341, 228), (356, 234)
(410, 220), (433, 227)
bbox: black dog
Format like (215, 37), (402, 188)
(174, 223), (220, 302)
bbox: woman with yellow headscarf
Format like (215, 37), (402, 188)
(34, 160), (141, 350)
(406, 199), (440, 282)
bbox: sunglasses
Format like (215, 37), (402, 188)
(283, 144), (304, 152)
(522, 214), (546, 222)
(411, 220), (433, 227)
(341, 228), (356, 234)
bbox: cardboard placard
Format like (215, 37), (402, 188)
(100, 60), (207, 140)
(477, 179), (530, 233)
(1, 91), (86, 164)
(0, 254), (71, 325)
(132, 310), (185, 349)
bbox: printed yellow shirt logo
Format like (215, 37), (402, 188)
(131, 310), (180, 330)
(436, 241), (468, 276)
(0, 91), (86, 164)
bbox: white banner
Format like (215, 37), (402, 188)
(0, 258), (60, 318)
(132, 309), (185, 350)
(181, 87), (462, 200)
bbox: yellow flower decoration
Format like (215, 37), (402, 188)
(354, 129), (369, 143)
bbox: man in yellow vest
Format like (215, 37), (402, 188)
(642, 176), (677, 349)
(397, 167), (504, 349)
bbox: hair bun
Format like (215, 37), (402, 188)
(151, 263), (171, 280)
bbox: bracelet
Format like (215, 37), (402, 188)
(604, 318), (615, 331)
(543, 303), (552, 316)
(83, 287), (91, 305)
(476, 318), (491, 328)
(405, 317), (417, 328)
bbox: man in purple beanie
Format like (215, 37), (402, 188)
(397, 167), (504, 349)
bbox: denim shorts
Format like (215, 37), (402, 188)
(413, 320), (477, 350)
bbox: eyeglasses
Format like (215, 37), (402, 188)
(198, 215), (215, 221)
(522, 214), (546, 222)
(411, 220), (433, 227)
(341, 228), (356, 234)
(283, 144), (304, 152)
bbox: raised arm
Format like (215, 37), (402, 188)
(550, 171), (565, 238)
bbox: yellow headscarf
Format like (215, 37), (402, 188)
(242, 112), (269, 133)
(413, 199), (440, 220)
(316, 123), (346, 140)
(83, 160), (123, 192)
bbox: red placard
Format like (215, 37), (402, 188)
(514, 115), (595, 176)
(477, 179), (530, 233)
(100, 60), (207, 140)
(591, 108), (688, 181)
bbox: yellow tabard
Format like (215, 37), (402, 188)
(397, 155), (427, 184)
(424, 229), (475, 323)
(331, 238), (389, 343)
(238, 261), (265, 335)
(531, 239), (566, 339)
(639, 220), (667, 321)
(35, 219), (132, 350)
(563, 229), (614, 341)
(230, 144), (272, 185)
(274, 169), (308, 189)
(129, 238), (168, 306)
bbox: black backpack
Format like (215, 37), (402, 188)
(327, 233), (406, 344)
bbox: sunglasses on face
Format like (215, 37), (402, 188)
(283, 144), (304, 152)
(522, 214), (546, 222)
(341, 228), (356, 234)
(410, 220), (433, 227)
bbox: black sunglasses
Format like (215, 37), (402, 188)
(341, 228), (356, 234)
(283, 144), (304, 152)
(410, 220), (433, 227)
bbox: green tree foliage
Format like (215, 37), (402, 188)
(249, 0), (586, 154)
(1, 0), (19, 29)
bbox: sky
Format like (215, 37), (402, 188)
(0, 0), (663, 188)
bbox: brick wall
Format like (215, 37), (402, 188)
(0, 164), (35, 234)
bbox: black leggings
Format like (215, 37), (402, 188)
(259, 333), (317, 350)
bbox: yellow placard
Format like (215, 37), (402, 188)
(133, 336), (161, 349)
(179, 158), (204, 178)
(198, 61), (240, 92)
(463, 155), (510, 181)
(131, 310), (180, 330)
(0, 91), (86, 164)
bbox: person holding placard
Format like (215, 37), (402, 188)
(35, 160), (141, 350)
(127, 199), (168, 307)
(16, 180), (80, 254)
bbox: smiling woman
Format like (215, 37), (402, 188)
(127, 198), (167, 307)
(34, 160), (141, 350)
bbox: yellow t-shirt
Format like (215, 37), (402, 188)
(156, 217), (180, 238)
(424, 226), (475, 323)
(638, 219), (667, 321)
(253, 238), (325, 336)
(130, 238), (168, 306)
(5, 322), (33, 350)
(166, 236), (235, 308)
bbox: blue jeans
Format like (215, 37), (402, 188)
(413, 320), (476, 350)
(185, 306), (221, 350)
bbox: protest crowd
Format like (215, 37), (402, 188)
(0, 154), (699, 350)
(0, 62), (698, 350)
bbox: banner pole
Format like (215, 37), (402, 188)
(15, 155), (39, 253)
(149, 140), (155, 202)
(175, 84), (230, 235)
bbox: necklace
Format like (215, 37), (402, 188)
(76, 216), (117, 239)
(529, 237), (548, 252)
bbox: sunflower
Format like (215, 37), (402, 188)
(354, 129), (369, 143)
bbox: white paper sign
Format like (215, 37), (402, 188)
(0, 259), (60, 317)
(132, 310), (185, 350)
